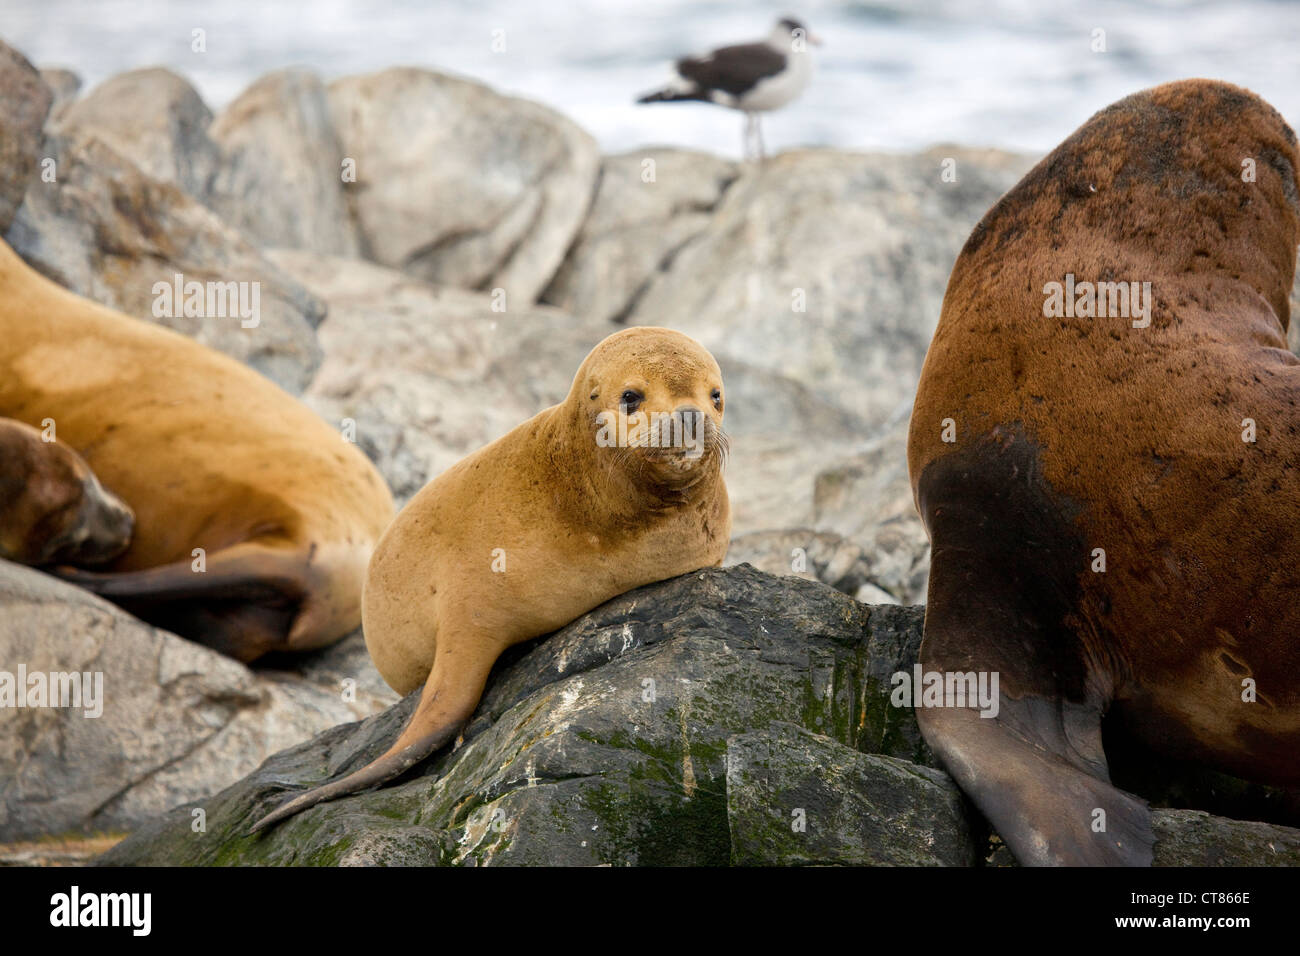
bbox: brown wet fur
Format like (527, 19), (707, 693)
(0, 417), (134, 567)
(0, 240), (395, 660)
(908, 80), (1300, 866)
(251, 327), (731, 830)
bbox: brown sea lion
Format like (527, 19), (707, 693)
(907, 79), (1300, 866)
(251, 326), (731, 829)
(0, 239), (395, 661)
(0, 417), (134, 567)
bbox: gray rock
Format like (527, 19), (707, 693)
(207, 69), (361, 257)
(99, 566), (932, 865)
(811, 418), (931, 603)
(724, 528), (901, 602)
(987, 810), (1300, 866)
(326, 68), (599, 303)
(542, 148), (740, 323)
(0, 40), (52, 234)
(5, 132), (325, 393)
(726, 722), (977, 866)
(38, 68), (81, 123)
(0, 560), (395, 842)
(89, 563), (1300, 866)
(270, 250), (611, 504)
(1151, 809), (1300, 866)
(712, 357), (875, 542)
(53, 68), (219, 200)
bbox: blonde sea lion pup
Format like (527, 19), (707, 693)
(0, 417), (134, 567)
(252, 327), (731, 830)
(0, 239), (394, 661)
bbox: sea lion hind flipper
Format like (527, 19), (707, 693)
(917, 695), (1154, 866)
(247, 721), (461, 834)
(50, 541), (309, 605)
(51, 542), (313, 660)
(249, 643), (496, 833)
(916, 567), (1154, 866)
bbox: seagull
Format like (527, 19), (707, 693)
(637, 17), (821, 161)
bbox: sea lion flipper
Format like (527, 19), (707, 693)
(918, 702), (1154, 866)
(249, 643), (496, 833)
(916, 562), (1154, 866)
(51, 541), (308, 603)
(52, 542), (316, 660)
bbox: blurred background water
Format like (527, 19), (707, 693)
(6, 0), (1299, 158)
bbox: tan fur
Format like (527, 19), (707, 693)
(0, 239), (395, 660)
(908, 80), (1300, 865)
(252, 326), (730, 830)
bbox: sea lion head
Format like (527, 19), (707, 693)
(573, 327), (728, 493)
(956, 79), (1300, 330)
(0, 419), (135, 567)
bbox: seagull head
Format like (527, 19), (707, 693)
(772, 17), (822, 50)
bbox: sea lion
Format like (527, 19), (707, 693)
(251, 326), (731, 829)
(907, 79), (1300, 866)
(0, 238), (395, 661)
(0, 417), (134, 567)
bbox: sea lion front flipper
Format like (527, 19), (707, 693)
(916, 547), (1154, 866)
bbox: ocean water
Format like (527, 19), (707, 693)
(6, 0), (1299, 158)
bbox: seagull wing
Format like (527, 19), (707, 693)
(676, 42), (787, 96)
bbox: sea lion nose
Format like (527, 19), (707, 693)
(89, 485), (135, 560)
(111, 499), (135, 541)
(674, 406), (705, 454)
(675, 406), (703, 429)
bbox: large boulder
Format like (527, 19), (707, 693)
(4, 132), (325, 393)
(52, 68), (219, 199)
(0, 560), (396, 843)
(99, 566), (932, 865)
(207, 69), (361, 257)
(326, 68), (600, 303)
(542, 148), (740, 323)
(0, 39), (53, 234)
(37, 68), (81, 122)
(726, 722), (978, 866)
(98, 565), (1300, 866)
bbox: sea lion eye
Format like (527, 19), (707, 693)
(621, 390), (643, 413)
(711, 388), (723, 409)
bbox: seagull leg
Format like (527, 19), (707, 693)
(756, 115), (767, 162)
(742, 112), (755, 162)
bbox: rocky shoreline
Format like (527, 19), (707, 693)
(1, 36), (1298, 864)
